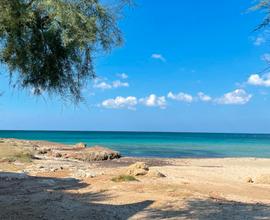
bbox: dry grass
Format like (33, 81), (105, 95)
(6, 152), (34, 163)
(111, 175), (138, 182)
(0, 144), (34, 163)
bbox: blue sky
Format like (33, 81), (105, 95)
(1, 0), (270, 133)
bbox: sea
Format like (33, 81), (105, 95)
(1, 130), (270, 158)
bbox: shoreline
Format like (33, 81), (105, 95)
(2, 137), (270, 160)
(1, 138), (270, 219)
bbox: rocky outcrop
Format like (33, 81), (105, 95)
(0, 139), (121, 162)
(28, 140), (121, 162)
(61, 145), (121, 161)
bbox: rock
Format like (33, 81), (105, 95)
(146, 169), (166, 178)
(74, 169), (96, 179)
(38, 148), (51, 155)
(32, 144), (40, 150)
(255, 174), (270, 184)
(245, 177), (254, 183)
(50, 168), (58, 172)
(62, 146), (121, 161)
(55, 152), (62, 158)
(84, 146), (121, 161)
(126, 162), (149, 176)
(74, 143), (87, 149)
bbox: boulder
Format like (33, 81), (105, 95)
(146, 169), (166, 178)
(74, 143), (87, 149)
(126, 162), (149, 176)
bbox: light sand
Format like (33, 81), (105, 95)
(1, 139), (270, 219)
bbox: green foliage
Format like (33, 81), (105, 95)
(0, 0), (127, 102)
(251, 0), (270, 31)
(111, 175), (138, 182)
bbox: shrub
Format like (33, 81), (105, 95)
(111, 175), (138, 182)
(4, 151), (35, 163)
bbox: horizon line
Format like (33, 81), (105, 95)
(0, 129), (270, 135)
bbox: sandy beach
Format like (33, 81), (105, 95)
(1, 139), (270, 219)
(2, 1), (270, 219)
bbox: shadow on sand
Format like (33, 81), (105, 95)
(147, 198), (270, 220)
(0, 172), (153, 219)
(1, 172), (270, 219)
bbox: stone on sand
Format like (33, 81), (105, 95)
(73, 169), (96, 179)
(146, 169), (166, 178)
(126, 162), (149, 176)
(245, 177), (254, 183)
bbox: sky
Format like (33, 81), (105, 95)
(1, 0), (270, 133)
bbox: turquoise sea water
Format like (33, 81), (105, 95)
(1, 130), (270, 158)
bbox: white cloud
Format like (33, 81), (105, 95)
(167, 92), (193, 103)
(261, 53), (270, 62)
(93, 81), (112, 90)
(197, 92), (212, 102)
(112, 80), (129, 88)
(247, 73), (270, 87)
(101, 96), (137, 110)
(254, 37), (266, 46)
(117, 73), (128, 79)
(151, 53), (166, 62)
(139, 94), (167, 109)
(94, 80), (129, 90)
(216, 89), (252, 105)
